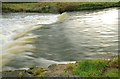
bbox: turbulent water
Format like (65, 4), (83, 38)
(1, 8), (119, 70)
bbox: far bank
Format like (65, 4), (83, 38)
(2, 2), (120, 13)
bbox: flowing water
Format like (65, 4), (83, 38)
(1, 8), (119, 70)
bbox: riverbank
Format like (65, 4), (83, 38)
(1, 55), (119, 78)
(2, 2), (120, 13)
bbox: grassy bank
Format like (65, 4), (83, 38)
(2, 2), (120, 13)
(2, 55), (119, 78)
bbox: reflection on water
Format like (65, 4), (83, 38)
(1, 8), (118, 70)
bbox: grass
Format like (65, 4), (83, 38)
(108, 56), (119, 68)
(33, 67), (45, 77)
(2, 2), (120, 13)
(74, 55), (119, 77)
(23, 57), (119, 77)
(27, 66), (46, 77)
(104, 68), (118, 77)
(66, 63), (74, 70)
(74, 60), (108, 77)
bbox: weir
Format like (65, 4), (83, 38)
(1, 8), (118, 70)
(0, 12), (68, 71)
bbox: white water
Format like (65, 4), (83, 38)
(0, 12), (68, 71)
(1, 8), (118, 71)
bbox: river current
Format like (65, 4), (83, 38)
(0, 8), (119, 70)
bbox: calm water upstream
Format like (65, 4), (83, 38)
(1, 8), (119, 70)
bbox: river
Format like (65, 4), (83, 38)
(1, 8), (119, 70)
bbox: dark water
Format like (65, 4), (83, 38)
(1, 8), (119, 70)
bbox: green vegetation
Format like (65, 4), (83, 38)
(64, 63), (74, 76)
(2, 55), (119, 78)
(104, 68), (118, 77)
(33, 67), (45, 77)
(19, 72), (25, 78)
(108, 56), (119, 68)
(27, 66), (46, 77)
(28, 65), (35, 70)
(73, 55), (119, 77)
(66, 63), (74, 70)
(103, 55), (119, 77)
(2, 2), (120, 13)
(74, 60), (107, 77)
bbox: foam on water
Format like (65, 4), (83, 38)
(0, 9), (118, 71)
(0, 12), (68, 71)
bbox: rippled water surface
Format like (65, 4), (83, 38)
(1, 8), (119, 70)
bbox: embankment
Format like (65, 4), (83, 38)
(2, 2), (120, 13)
